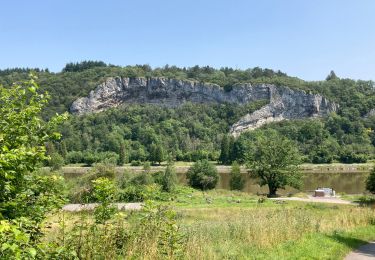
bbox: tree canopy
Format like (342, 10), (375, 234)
(245, 129), (302, 197)
(0, 64), (373, 165)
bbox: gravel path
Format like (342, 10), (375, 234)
(270, 196), (354, 205)
(344, 242), (375, 259)
(62, 202), (143, 212)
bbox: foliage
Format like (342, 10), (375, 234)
(118, 143), (127, 166)
(69, 163), (116, 203)
(117, 184), (168, 202)
(245, 129), (302, 197)
(232, 117), (374, 164)
(138, 201), (185, 258)
(366, 166), (375, 194)
(0, 77), (67, 259)
(149, 143), (165, 165)
(47, 201), (185, 259)
(62, 60), (108, 72)
(130, 172), (153, 186)
(219, 135), (235, 165)
(0, 77), (67, 220)
(229, 161), (245, 191)
(48, 152), (65, 170)
(0, 218), (40, 259)
(91, 177), (117, 223)
(159, 164), (178, 192)
(1, 65), (374, 165)
(187, 160), (219, 190)
(41, 191), (375, 259)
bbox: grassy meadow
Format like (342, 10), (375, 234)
(43, 188), (375, 259)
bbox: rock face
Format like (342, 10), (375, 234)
(70, 77), (338, 135)
(230, 86), (338, 136)
(365, 109), (375, 118)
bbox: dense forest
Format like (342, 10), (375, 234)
(0, 61), (374, 165)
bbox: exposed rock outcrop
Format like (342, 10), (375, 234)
(230, 86), (338, 136)
(365, 109), (375, 118)
(70, 77), (338, 135)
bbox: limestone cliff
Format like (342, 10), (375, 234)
(70, 77), (338, 135)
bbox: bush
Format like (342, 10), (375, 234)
(229, 161), (245, 191)
(48, 153), (65, 170)
(118, 184), (169, 202)
(130, 172), (154, 186)
(91, 177), (117, 223)
(160, 164), (178, 192)
(366, 166), (375, 194)
(339, 146), (368, 163)
(186, 160), (219, 190)
(130, 160), (142, 166)
(70, 163), (116, 203)
(0, 218), (41, 259)
(116, 170), (133, 189)
(66, 151), (84, 164)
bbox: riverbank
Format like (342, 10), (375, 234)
(60, 162), (373, 175)
(58, 163), (373, 195)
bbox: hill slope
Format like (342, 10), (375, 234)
(0, 63), (374, 164)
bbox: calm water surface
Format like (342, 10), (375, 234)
(177, 171), (370, 195)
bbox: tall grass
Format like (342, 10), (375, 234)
(44, 202), (375, 259)
(180, 205), (375, 258)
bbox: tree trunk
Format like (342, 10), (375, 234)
(268, 184), (277, 197)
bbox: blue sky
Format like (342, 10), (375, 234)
(1, 0), (374, 81)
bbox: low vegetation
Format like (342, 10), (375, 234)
(39, 190), (375, 259)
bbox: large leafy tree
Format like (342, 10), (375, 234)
(0, 76), (67, 220)
(245, 129), (301, 197)
(187, 159), (219, 190)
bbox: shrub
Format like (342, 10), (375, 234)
(0, 218), (42, 259)
(49, 153), (65, 170)
(130, 172), (154, 186)
(117, 184), (168, 202)
(70, 163), (116, 203)
(130, 160), (142, 166)
(160, 164), (178, 192)
(366, 166), (375, 194)
(66, 151), (84, 164)
(116, 170), (133, 189)
(91, 177), (117, 223)
(186, 160), (219, 190)
(229, 161), (245, 191)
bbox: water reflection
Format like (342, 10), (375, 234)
(177, 171), (370, 195)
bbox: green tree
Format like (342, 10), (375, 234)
(366, 166), (375, 194)
(150, 143), (165, 165)
(91, 177), (117, 223)
(49, 152), (65, 171)
(161, 163), (178, 192)
(118, 143), (127, 166)
(219, 135), (230, 164)
(186, 160), (219, 190)
(229, 161), (245, 191)
(0, 77), (67, 220)
(245, 130), (301, 197)
(326, 70), (338, 81)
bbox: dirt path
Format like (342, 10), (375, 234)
(62, 202), (143, 212)
(344, 241), (375, 259)
(270, 196), (354, 205)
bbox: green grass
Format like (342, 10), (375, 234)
(44, 187), (375, 259)
(263, 226), (375, 259)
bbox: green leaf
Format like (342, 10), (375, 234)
(28, 247), (37, 258)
